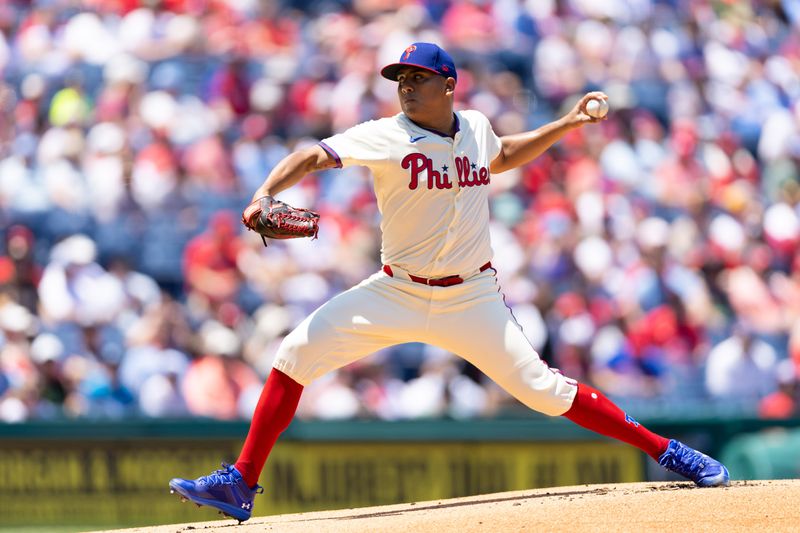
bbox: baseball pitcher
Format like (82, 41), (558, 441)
(169, 43), (729, 522)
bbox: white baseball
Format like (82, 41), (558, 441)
(585, 98), (608, 118)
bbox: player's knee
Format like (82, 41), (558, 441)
(520, 395), (573, 417)
(509, 361), (578, 416)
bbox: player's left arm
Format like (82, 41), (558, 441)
(251, 144), (337, 200)
(489, 91), (607, 174)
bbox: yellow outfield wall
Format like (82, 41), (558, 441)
(0, 419), (643, 529)
(2, 412), (797, 529)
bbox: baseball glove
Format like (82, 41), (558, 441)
(241, 195), (320, 246)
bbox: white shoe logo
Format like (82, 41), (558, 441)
(242, 502), (252, 510)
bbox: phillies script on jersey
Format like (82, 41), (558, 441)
(402, 153), (490, 190)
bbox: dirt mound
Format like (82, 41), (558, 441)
(98, 480), (799, 533)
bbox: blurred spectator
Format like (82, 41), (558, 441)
(107, 257), (162, 320)
(0, 225), (41, 312)
(705, 323), (779, 401)
(48, 76), (90, 128)
(759, 359), (800, 419)
(130, 130), (180, 212)
(296, 371), (362, 420)
(29, 333), (67, 416)
(0, 301), (38, 421)
(181, 320), (261, 420)
(182, 210), (244, 308)
(119, 297), (192, 407)
(37, 235), (126, 326)
(207, 55), (252, 118)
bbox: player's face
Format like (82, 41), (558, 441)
(396, 67), (454, 119)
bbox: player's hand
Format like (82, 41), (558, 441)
(568, 92), (609, 125)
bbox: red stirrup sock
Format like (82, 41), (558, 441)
(562, 383), (669, 461)
(235, 369), (304, 487)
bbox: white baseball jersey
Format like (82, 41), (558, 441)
(273, 109), (578, 417)
(320, 110), (502, 278)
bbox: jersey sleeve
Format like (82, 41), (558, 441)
(483, 113), (503, 162)
(319, 120), (387, 169)
(459, 110), (503, 163)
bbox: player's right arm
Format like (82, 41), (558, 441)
(489, 92), (607, 174)
(251, 144), (338, 200)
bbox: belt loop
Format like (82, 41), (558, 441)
(382, 265), (394, 277)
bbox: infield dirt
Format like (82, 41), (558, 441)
(97, 479), (799, 533)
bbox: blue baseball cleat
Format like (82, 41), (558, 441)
(658, 439), (730, 487)
(169, 463), (263, 522)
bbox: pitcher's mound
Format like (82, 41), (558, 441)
(101, 479), (799, 533)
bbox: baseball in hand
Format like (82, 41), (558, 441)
(585, 98), (609, 118)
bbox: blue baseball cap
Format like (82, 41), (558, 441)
(381, 42), (457, 82)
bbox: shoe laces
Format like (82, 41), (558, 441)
(661, 444), (706, 479)
(200, 463), (264, 494)
(199, 463), (239, 487)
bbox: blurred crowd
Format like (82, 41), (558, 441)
(1, 0), (800, 423)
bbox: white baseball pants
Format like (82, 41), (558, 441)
(272, 268), (577, 416)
